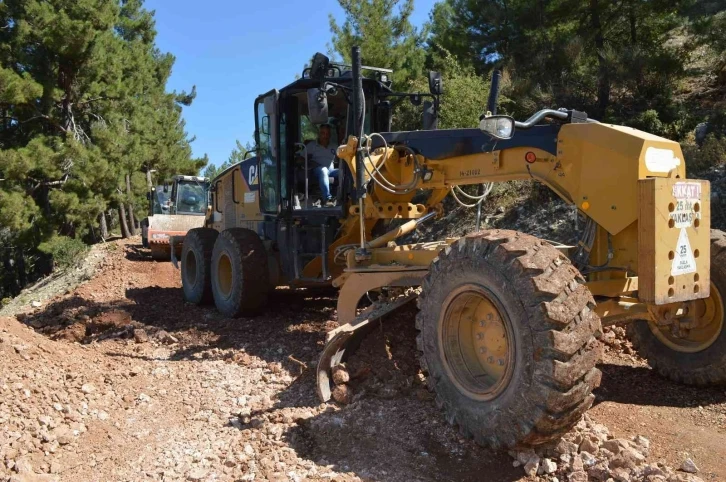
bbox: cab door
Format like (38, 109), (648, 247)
(254, 90), (280, 214)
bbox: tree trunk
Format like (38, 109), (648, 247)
(118, 204), (130, 239)
(99, 212), (109, 240)
(590, 0), (610, 118)
(16, 247), (26, 289)
(125, 174), (137, 236)
(3, 248), (18, 296)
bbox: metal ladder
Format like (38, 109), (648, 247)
(291, 224), (330, 282)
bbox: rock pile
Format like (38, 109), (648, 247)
(510, 415), (704, 482)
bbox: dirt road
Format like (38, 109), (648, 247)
(1, 238), (725, 481)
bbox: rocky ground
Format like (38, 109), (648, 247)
(1, 238), (725, 482)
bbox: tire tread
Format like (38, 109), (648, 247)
(416, 229), (603, 448)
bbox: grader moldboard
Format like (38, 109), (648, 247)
(176, 47), (725, 449)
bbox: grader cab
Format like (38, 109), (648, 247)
(178, 47), (724, 449)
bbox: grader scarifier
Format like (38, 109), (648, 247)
(176, 47), (725, 448)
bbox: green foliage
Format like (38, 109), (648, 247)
(329, 0), (427, 85)
(203, 140), (252, 180)
(394, 50), (492, 130)
(628, 109), (692, 142)
(228, 140), (250, 165)
(429, 0), (693, 128)
(203, 161), (229, 181)
(37, 235), (88, 270)
(684, 135), (726, 173)
(689, 10), (726, 85)
(0, 0), (207, 298)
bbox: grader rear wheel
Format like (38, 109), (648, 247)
(628, 229), (726, 385)
(416, 230), (603, 449)
(211, 228), (270, 317)
(181, 228), (219, 304)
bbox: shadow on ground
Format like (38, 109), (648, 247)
(594, 362), (726, 409)
(18, 242), (725, 481)
(18, 280), (523, 481)
(124, 245), (156, 262)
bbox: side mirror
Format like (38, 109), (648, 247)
(260, 116), (270, 135)
(428, 71), (443, 96)
(307, 88), (329, 125)
(310, 53), (331, 81)
(163, 183), (169, 193)
(479, 115), (514, 139)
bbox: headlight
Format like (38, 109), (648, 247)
(479, 115), (515, 139)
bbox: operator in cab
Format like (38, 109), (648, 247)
(306, 123), (339, 207)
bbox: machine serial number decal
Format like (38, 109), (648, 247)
(459, 169), (481, 177)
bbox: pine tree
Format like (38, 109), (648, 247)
(329, 0), (427, 85)
(0, 0), (207, 295)
(203, 140), (252, 179)
(431, 0), (690, 124)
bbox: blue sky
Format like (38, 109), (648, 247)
(144, 0), (438, 168)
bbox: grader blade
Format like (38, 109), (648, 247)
(316, 292), (418, 402)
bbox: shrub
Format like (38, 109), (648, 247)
(683, 134), (726, 174)
(37, 236), (89, 270)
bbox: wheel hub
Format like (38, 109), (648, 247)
(217, 253), (233, 298)
(439, 285), (514, 401)
(648, 281), (724, 353)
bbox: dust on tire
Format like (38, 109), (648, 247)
(210, 228), (270, 317)
(416, 229), (603, 449)
(181, 228), (219, 304)
(628, 229), (726, 385)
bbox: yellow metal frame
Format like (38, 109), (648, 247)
(209, 118), (715, 331)
(329, 122), (711, 327)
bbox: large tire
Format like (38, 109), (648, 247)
(181, 228), (219, 305)
(627, 229), (726, 385)
(211, 228), (270, 317)
(416, 229), (603, 449)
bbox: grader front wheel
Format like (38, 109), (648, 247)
(416, 230), (603, 449)
(628, 229), (726, 385)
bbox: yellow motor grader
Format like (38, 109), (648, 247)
(175, 47), (725, 449)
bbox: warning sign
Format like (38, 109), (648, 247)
(671, 228), (697, 276)
(672, 182), (701, 200)
(670, 182), (701, 229)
